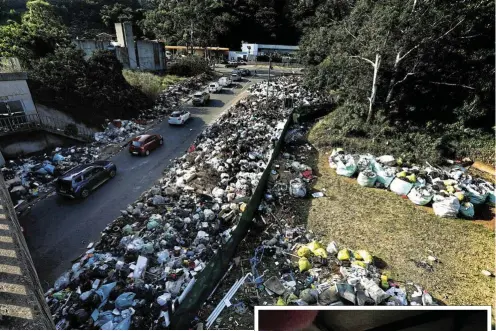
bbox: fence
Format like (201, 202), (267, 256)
(0, 113), (94, 142)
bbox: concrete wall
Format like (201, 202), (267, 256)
(72, 40), (113, 60)
(115, 22), (138, 69)
(35, 103), (98, 132)
(0, 74), (36, 116)
(0, 131), (81, 159)
(136, 41), (166, 71)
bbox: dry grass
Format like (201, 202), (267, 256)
(304, 149), (495, 322)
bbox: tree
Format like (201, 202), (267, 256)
(299, 0), (494, 128)
(0, 0), (69, 67)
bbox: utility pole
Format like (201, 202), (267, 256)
(266, 53), (272, 106)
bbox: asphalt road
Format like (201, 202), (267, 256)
(20, 78), (258, 289)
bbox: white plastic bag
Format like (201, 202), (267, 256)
(357, 154), (375, 172)
(432, 195), (460, 218)
(336, 155), (357, 177)
(376, 155), (396, 166)
(357, 170), (377, 187)
(481, 182), (495, 206)
(289, 178), (307, 198)
(375, 167), (396, 188)
(389, 178), (414, 195)
(407, 187), (433, 206)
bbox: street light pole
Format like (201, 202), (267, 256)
(266, 53), (272, 106)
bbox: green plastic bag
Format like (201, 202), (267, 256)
(298, 257), (312, 272)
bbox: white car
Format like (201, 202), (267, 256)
(218, 76), (232, 87)
(168, 110), (191, 125)
(208, 82), (222, 93)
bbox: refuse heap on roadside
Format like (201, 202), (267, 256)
(45, 76), (324, 330)
(2, 74), (213, 208)
(94, 73), (213, 144)
(327, 149), (495, 218)
(205, 128), (438, 330)
(1, 146), (101, 207)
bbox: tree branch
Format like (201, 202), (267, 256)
(350, 55), (375, 66)
(433, 19), (465, 43)
(429, 81), (475, 90)
(393, 72), (415, 88)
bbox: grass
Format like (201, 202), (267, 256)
(304, 145), (495, 322)
(122, 70), (184, 100)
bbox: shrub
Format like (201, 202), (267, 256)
(123, 70), (183, 100)
(168, 56), (211, 77)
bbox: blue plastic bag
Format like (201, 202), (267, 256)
(96, 282), (117, 308)
(114, 316), (131, 330)
(115, 292), (136, 310)
(53, 153), (65, 162)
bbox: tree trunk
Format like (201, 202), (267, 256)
(385, 52), (401, 105)
(367, 53), (381, 123)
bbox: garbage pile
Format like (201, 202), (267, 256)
(248, 76), (324, 105)
(204, 132), (437, 330)
(94, 73), (213, 144)
(46, 76), (315, 330)
(138, 73), (213, 122)
(1, 146), (101, 206)
(94, 120), (146, 144)
(328, 149), (495, 218)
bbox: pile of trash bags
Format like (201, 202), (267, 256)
(328, 149), (495, 218)
(205, 141), (437, 330)
(249, 76), (324, 105)
(138, 73), (213, 122)
(1, 146), (102, 207)
(94, 120), (146, 144)
(46, 76), (321, 330)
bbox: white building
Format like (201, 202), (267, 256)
(241, 42), (299, 59)
(0, 72), (37, 117)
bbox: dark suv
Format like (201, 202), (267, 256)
(56, 161), (117, 199)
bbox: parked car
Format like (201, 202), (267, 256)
(56, 161), (116, 199)
(192, 91), (210, 106)
(226, 61), (238, 68)
(231, 72), (241, 82)
(129, 134), (163, 156)
(239, 69), (251, 76)
(168, 110), (191, 125)
(218, 76), (232, 87)
(208, 82), (222, 93)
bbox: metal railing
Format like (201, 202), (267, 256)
(0, 113), (94, 142)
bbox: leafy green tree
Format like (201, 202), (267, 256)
(0, 0), (69, 67)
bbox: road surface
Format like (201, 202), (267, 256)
(20, 78), (258, 289)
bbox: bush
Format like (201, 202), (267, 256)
(308, 103), (495, 165)
(168, 57), (211, 77)
(29, 48), (153, 127)
(123, 70), (183, 100)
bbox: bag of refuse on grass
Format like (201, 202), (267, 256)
(328, 148), (344, 169)
(313, 247), (328, 258)
(480, 182), (495, 205)
(357, 170), (377, 187)
(459, 202), (475, 218)
(297, 246), (311, 258)
(376, 155), (396, 166)
(389, 178), (414, 196)
(432, 195), (460, 218)
(357, 154), (375, 172)
(407, 187), (434, 206)
(337, 249), (351, 261)
(336, 155), (357, 177)
(298, 257), (312, 272)
(354, 250), (373, 264)
(289, 178), (307, 198)
(115, 292), (136, 310)
(463, 184), (488, 205)
(375, 167), (396, 188)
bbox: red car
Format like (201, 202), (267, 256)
(129, 134), (163, 156)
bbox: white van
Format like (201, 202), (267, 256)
(208, 82), (222, 93)
(218, 76), (232, 87)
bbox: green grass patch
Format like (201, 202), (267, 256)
(123, 70), (184, 100)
